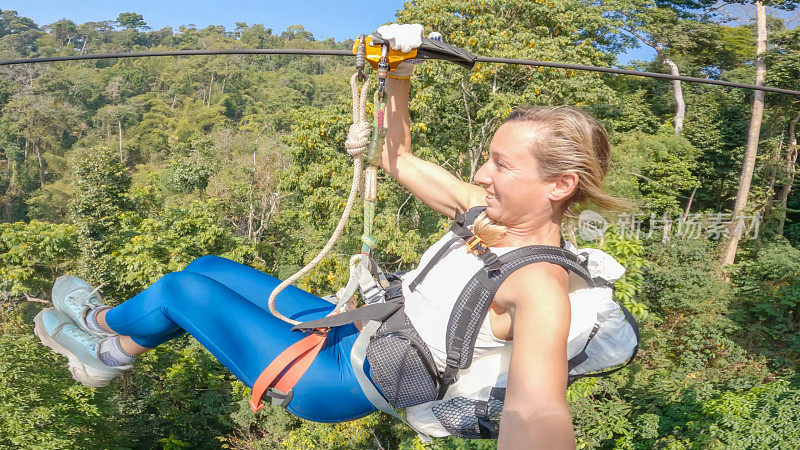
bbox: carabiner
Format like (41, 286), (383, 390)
(377, 45), (389, 102)
(355, 34), (367, 82)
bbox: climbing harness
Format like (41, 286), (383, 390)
(283, 206), (639, 439)
(251, 38), (449, 441)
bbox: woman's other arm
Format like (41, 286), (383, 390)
(497, 264), (575, 449)
(379, 77), (485, 219)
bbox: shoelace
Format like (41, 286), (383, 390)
(67, 282), (106, 306)
(61, 322), (102, 347)
(85, 282), (105, 302)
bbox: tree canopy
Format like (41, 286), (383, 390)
(1, 3), (799, 448)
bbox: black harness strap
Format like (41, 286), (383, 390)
(291, 301), (402, 331)
(409, 207), (498, 292)
(438, 230), (602, 399)
(475, 388), (505, 438)
(408, 235), (460, 291)
(567, 323), (601, 372)
(475, 400), (493, 438)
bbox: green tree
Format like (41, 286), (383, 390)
(719, 0), (800, 270)
(0, 10), (39, 55)
(3, 88), (80, 189)
(614, 129), (701, 219)
(70, 147), (132, 287)
(0, 10), (37, 37)
(607, 0), (722, 133)
(45, 19), (78, 47)
(281, 24), (314, 41)
(116, 12), (147, 30)
(0, 220), (79, 298)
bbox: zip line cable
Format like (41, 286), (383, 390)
(0, 47), (799, 96)
(0, 48), (352, 65)
(474, 56), (800, 97)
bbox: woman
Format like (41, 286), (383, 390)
(34, 26), (625, 449)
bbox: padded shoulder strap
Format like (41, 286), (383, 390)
(462, 206), (486, 226)
(502, 246), (601, 287)
(437, 245), (605, 397)
(447, 245), (595, 365)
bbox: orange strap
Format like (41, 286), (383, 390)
(249, 331), (328, 413)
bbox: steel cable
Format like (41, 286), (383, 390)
(474, 56), (800, 97)
(0, 48), (352, 65)
(0, 48), (797, 96)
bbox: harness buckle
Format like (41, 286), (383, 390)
(483, 253), (502, 272)
(578, 251), (590, 268)
(445, 350), (461, 367)
(465, 235), (488, 256)
(384, 283), (403, 301)
(362, 284), (385, 304)
(265, 387), (294, 408)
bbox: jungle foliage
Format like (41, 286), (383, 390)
(1, 2), (799, 448)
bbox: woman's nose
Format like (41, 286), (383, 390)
(474, 162), (490, 186)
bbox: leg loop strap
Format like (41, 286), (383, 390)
(249, 331), (328, 413)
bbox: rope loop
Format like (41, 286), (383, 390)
(267, 72), (372, 325)
(345, 73), (371, 157)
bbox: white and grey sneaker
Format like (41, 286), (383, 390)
(33, 308), (131, 387)
(51, 275), (115, 336)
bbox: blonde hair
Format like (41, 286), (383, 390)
(472, 106), (631, 246)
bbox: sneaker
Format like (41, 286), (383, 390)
(51, 275), (115, 336)
(33, 308), (131, 387)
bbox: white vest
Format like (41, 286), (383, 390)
(401, 232), (627, 437)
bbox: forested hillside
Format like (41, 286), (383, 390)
(1, 1), (799, 448)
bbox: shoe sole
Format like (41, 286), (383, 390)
(34, 309), (116, 388)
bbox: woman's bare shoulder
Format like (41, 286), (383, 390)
(494, 262), (570, 311)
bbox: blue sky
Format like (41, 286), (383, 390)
(3, 0), (666, 63)
(3, 0), (405, 42)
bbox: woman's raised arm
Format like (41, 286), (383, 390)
(380, 77), (485, 219)
(497, 263), (575, 449)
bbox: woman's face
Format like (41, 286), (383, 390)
(474, 121), (570, 226)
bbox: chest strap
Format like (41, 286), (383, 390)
(409, 207), (501, 292)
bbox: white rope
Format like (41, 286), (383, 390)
(268, 73), (371, 325)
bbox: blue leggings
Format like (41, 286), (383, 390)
(104, 255), (376, 422)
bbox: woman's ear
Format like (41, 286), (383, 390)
(549, 172), (579, 202)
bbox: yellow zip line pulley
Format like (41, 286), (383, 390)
(352, 34), (419, 72)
